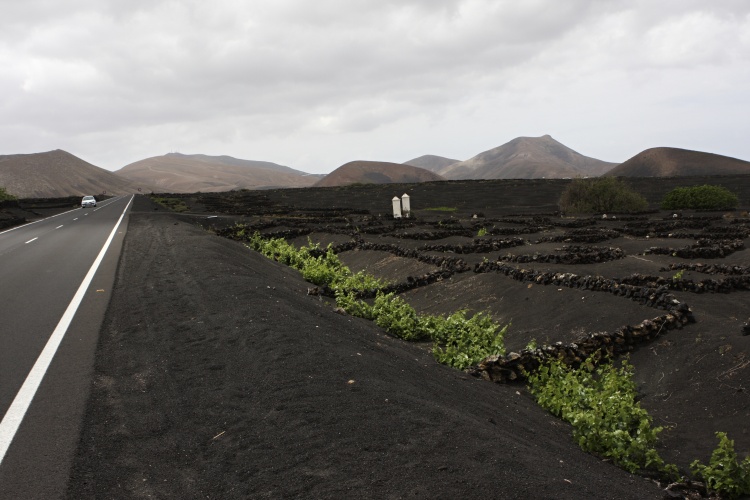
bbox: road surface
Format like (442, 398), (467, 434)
(0, 195), (132, 499)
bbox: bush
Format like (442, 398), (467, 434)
(559, 177), (648, 214)
(527, 355), (675, 475)
(691, 432), (750, 499)
(431, 311), (506, 369)
(300, 247), (345, 286)
(245, 232), (388, 291)
(335, 290), (375, 320)
(244, 229), (508, 368)
(151, 196), (188, 212)
(661, 185), (739, 210)
(372, 292), (426, 341)
(334, 270), (384, 296)
(0, 187), (16, 202)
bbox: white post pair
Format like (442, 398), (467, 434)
(392, 194), (410, 218)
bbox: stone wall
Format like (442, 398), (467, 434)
(468, 303), (695, 383)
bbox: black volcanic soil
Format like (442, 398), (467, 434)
(67, 183), (750, 498)
(0, 197), (85, 230)
(190, 175), (750, 216)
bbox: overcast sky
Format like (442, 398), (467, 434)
(1, 0), (749, 173)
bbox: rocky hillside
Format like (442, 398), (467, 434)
(605, 147), (750, 177)
(0, 150), (142, 198)
(403, 154), (461, 173)
(440, 135), (617, 180)
(315, 161), (445, 187)
(115, 153), (322, 193)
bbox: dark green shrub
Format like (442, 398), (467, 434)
(151, 196), (188, 212)
(559, 177), (648, 214)
(661, 185), (739, 210)
(0, 187), (16, 202)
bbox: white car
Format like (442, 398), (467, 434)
(81, 195), (97, 208)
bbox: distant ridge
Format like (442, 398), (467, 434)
(315, 161), (445, 187)
(115, 153), (322, 192)
(605, 147), (750, 177)
(403, 155), (461, 173)
(0, 150), (142, 198)
(440, 135), (617, 180)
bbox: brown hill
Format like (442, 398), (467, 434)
(0, 150), (142, 198)
(315, 161), (445, 187)
(114, 153), (322, 193)
(605, 147), (750, 177)
(440, 135), (617, 180)
(403, 154), (461, 173)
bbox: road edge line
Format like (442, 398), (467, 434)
(0, 195), (134, 464)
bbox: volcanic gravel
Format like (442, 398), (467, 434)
(65, 198), (667, 499)
(63, 187), (750, 499)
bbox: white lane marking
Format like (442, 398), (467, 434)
(55, 225), (63, 229)
(24, 237), (38, 244)
(73, 218), (78, 221)
(0, 195), (134, 465)
(0, 206), (81, 236)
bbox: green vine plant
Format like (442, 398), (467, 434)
(230, 226), (750, 493)
(430, 311), (507, 369)
(527, 354), (678, 478)
(691, 432), (750, 499)
(238, 228), (507, 369)
(528, 354), (750, 494)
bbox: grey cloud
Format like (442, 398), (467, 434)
(1, 0), (749, 171)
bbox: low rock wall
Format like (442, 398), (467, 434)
(419, 237), (526, 254)
(330, 241), (471, 273)
(389, 229), (475, 240)
(535, 228), (621, 244)
(617, 273), (750, 293)
(473, 261), (680, 310)
(468, 303), (695, 383)
(644, 239), (744, 259)
(662, 263), (750, 275)
(500, 246), (626, 265)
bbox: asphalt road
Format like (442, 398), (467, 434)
(0, 195), (132, 499)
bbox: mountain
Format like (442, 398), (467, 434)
(115, 153), (323, 193)
(315, 161), (445, 187)
(0, 150), (142, 198)
(439, 135), (617, 180)
(403, 155), (461, 173)
(604, 147), (750, 177)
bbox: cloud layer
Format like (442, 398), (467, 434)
(1, 0), (749, 172)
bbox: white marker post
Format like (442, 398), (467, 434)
(401, 193), (410, 218)
(392, 196), (402, 218)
